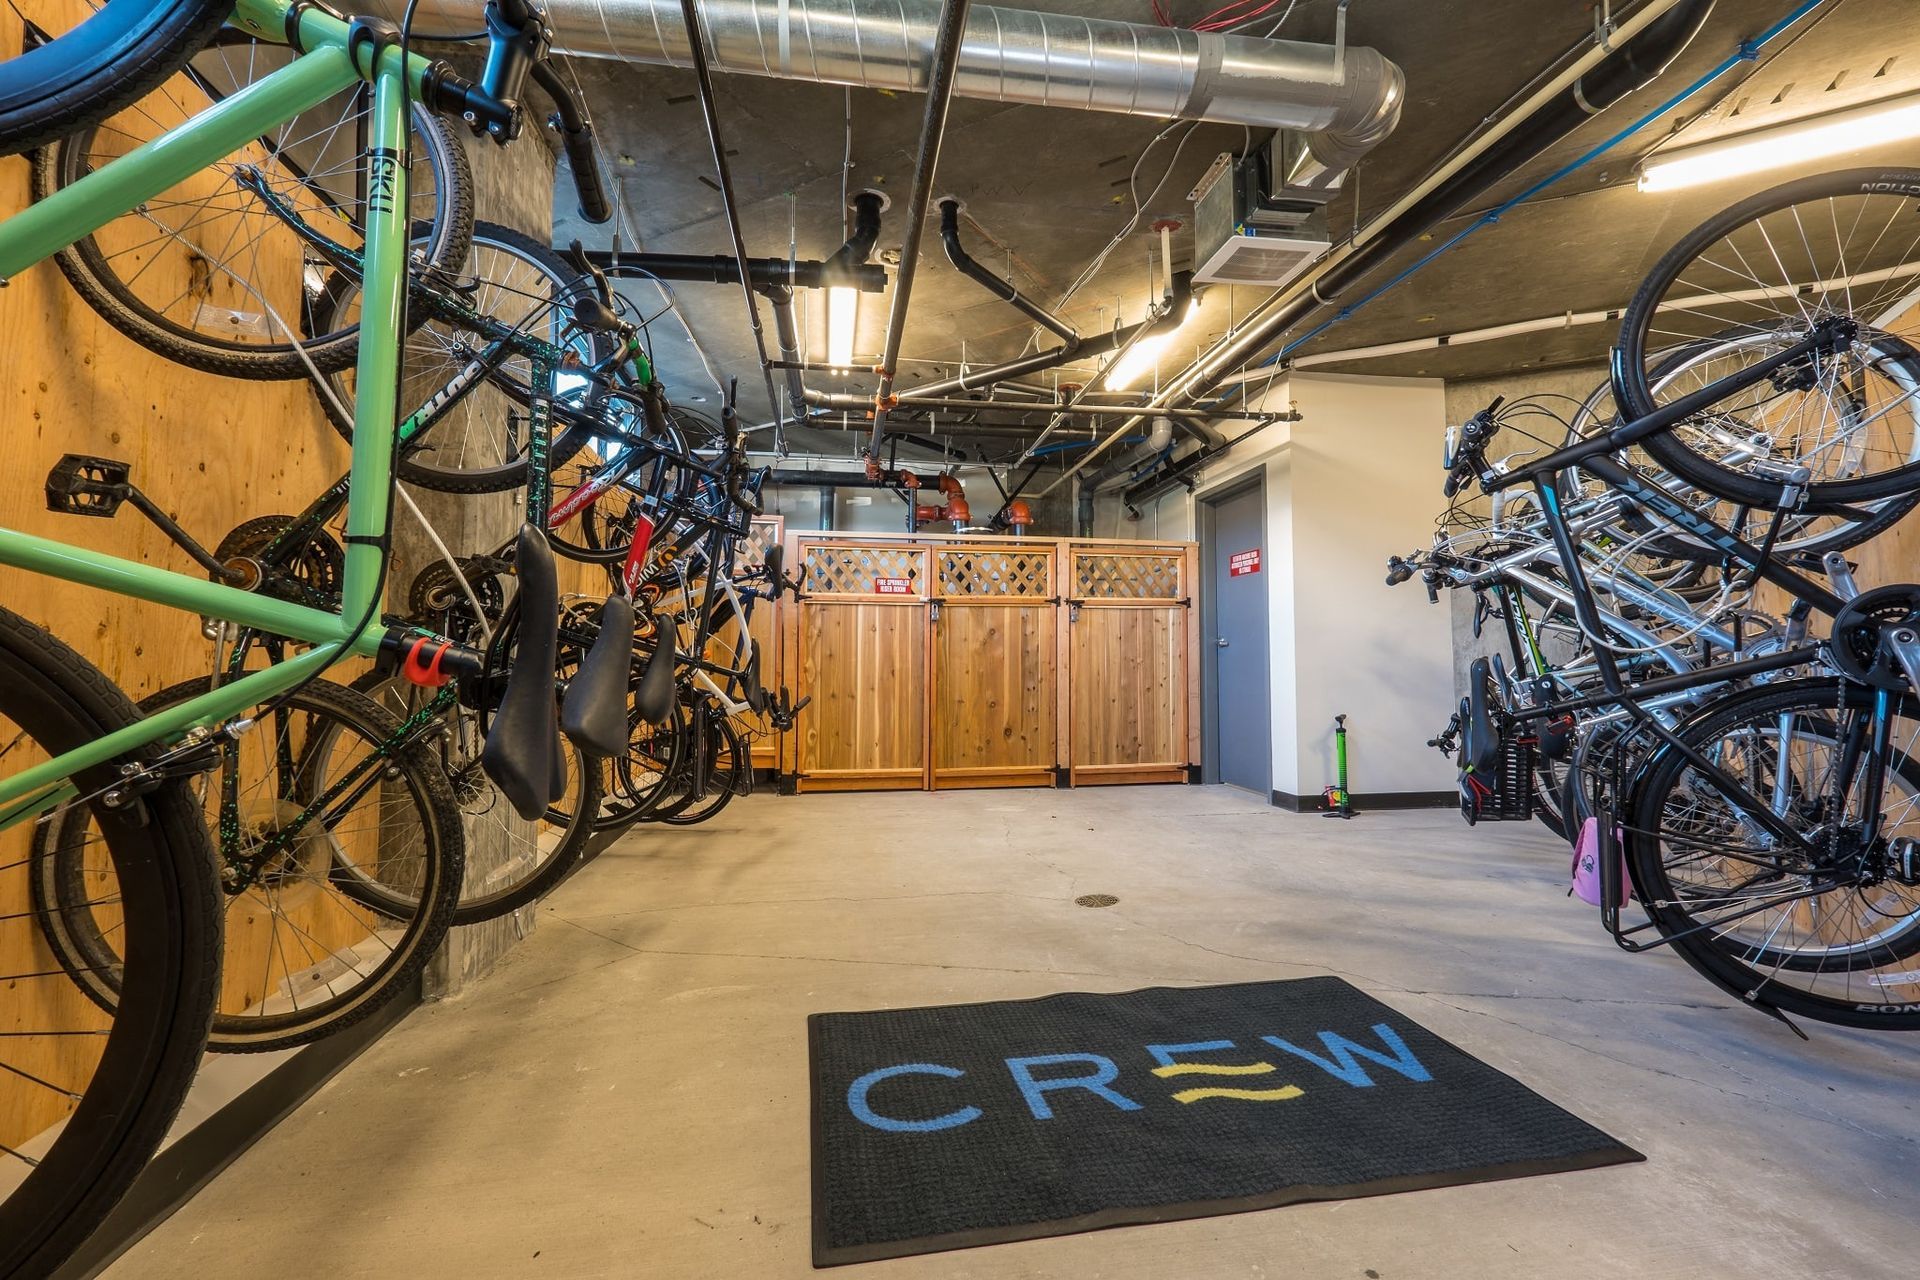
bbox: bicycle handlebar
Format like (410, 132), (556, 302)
(530, 60), (611, 224)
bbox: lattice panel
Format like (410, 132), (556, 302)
(937, 549), (1052, 598)
(737, 518), (781, 570)
(1074, 551), (1184, 600)
(802, 544), (926, 596)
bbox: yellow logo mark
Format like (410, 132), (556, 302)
(1151, 1061), (1303, 1104)
(1169, 1085), (1306, 1104)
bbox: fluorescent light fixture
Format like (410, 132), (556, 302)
(1102, 299), (1202, 390)
(1640, 92), (1920, 192)
(826, 286), (858, 368)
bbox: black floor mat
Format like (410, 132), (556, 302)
(809, 976), (1640, 1266)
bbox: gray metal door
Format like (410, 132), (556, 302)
(1209, 484), (1270, 793)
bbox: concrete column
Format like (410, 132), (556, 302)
(406, 127), (560, 999)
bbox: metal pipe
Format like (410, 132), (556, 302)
(677, 0), (785, 445)
(1156, 0), (1715, 410)
(1041, 0), (1717, 501)
(808, 395), (1267, 422)
(411, 1), (1404, 150)
(589, 250), (886, 292)
(764, 285), (809, 419)
(900, 270), (1193, 400)
(938, 198), (1076, 346)
(868, 0), (973, 456)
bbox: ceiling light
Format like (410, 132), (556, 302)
(1102, 299), (1203, 391)
(1640, 92), (1920, 192)
(826, 286), (859, 369)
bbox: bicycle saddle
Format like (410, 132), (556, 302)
(1461, 656), (1502, 775)
(633, 624), (678, 726)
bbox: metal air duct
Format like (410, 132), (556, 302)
(414, 0), (1403, 165)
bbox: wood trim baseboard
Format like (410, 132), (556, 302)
(1269, 789), (1457, 813)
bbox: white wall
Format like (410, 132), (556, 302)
(1088, 374), (1457, 799)
(1279, 373), (1457, 799)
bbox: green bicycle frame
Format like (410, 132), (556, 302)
(0, 0), (429, 819)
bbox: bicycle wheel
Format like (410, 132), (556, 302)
(1571, 343), (1920, 561)
(1627, 678), (1920, 1028)
(0, 0), (229, 157)
(31, 30), (473, 379)
(350, 669), (601, 924)
(658, 708), (747, 826)
(0, 607), (220, 1277)
(36, 677), (463, 1052)
(598, 708), (684, 831)
(315, 222), (607, 493)
(1616, 168), (1920, 509)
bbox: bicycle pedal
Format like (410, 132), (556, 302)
(45, 454), (132, 517)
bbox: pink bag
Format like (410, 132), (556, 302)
(1571, 817), (1627, 907)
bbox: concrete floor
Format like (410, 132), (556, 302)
(113, 786), (1918, 1279)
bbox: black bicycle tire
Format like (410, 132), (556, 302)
(318, 222), (605, 492)
(1617, 168), (1920, 509)
(347, 667), (602, 924)
(0, 0), (231, 158)
(41, 676), (464, 1052)
(594, 702), (686, 832)
(0, 606), (221, 1277)
(1627, 678), (1920, 1028)
(31, 98), (474, 379)
(658, 710), (745, 826)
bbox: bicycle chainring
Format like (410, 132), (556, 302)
(407, 555), (510, 644)
(213, 515), (344, 607)
(1828, 584), (1920, 690)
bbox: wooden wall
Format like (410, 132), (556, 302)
(0, 3), (361, 1154)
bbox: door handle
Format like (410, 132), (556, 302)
(1216, 638), (1230, 648)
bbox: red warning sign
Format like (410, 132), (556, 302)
(873, 577), (914, 595)
(1228, 549), (1261, 577)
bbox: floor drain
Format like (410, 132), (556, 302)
(1074, 894), (1119, 908)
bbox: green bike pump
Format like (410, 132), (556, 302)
(1322, 714), (1355, 819)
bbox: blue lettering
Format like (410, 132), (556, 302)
(1144, 1039), (1238, 1068)
(1259, 1023), (1432, 1088)
(847, 1063), (983, 1133)
(1005, 1053), (1143, 1119)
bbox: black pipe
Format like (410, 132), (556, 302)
(899, 270), (1194, 401)
(938, 198), (1077, 347)
(868, 0), (974, 456)
(893, 433), (970, 461)
(677, 0), (784, 442)
(829, 190), (887, 277)
(1122, 423), (1276, 506)
(589, 251), (886, 293)
(1181, 0), (1717, 403)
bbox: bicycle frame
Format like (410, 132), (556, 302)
(1476, 330), (1875, 861)
(0, 0), (426, 821)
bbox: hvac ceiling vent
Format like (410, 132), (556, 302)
(1189, 142), (1332, 287)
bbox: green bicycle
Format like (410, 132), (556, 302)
(0, 2), (614, 1270)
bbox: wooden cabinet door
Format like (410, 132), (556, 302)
(1066, 546), (1191, 786)
(930, 546), (1056, 789)
(794, 543), (930, 791)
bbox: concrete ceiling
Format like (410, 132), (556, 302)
(545, 0), (1920, 462)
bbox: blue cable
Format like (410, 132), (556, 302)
(1200, 0), (1830, 407)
